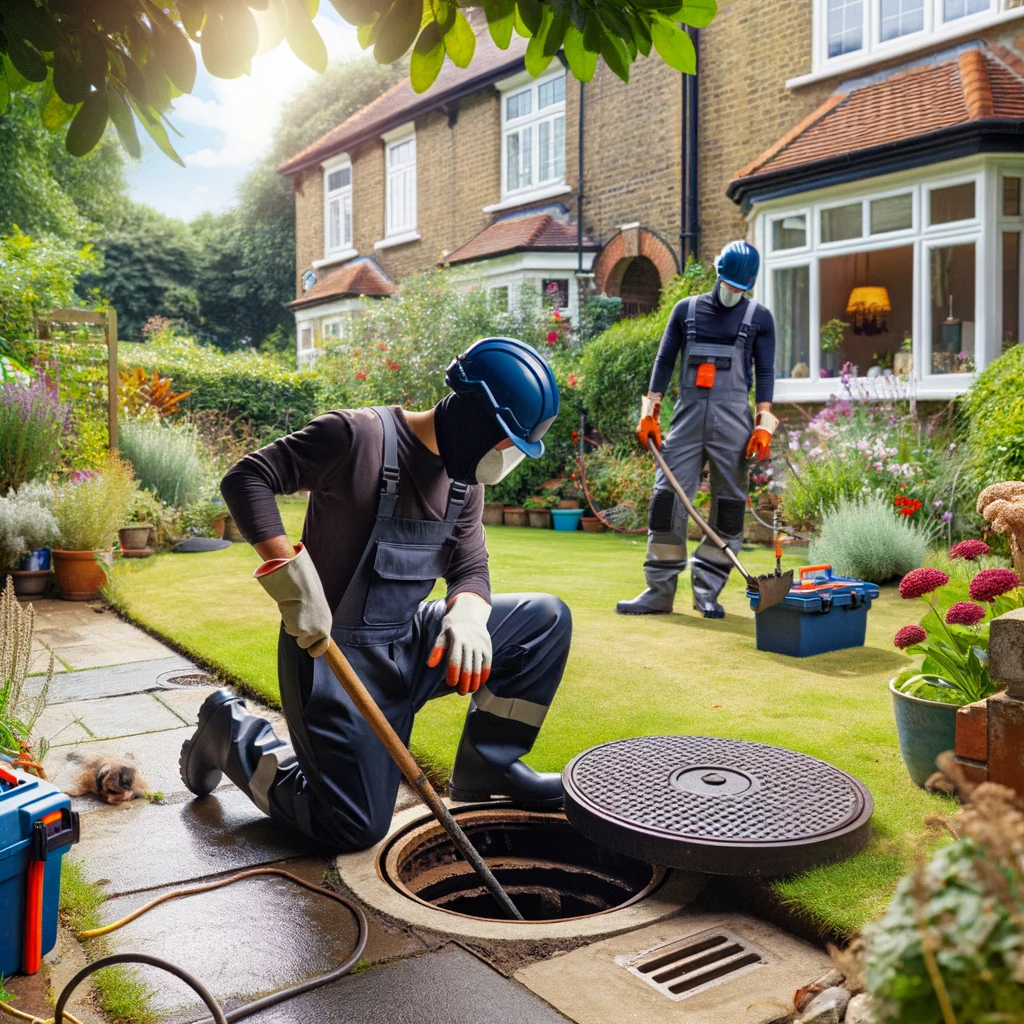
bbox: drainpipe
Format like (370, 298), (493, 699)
(679, 27), (700, 264)
(576, 80), (586, 275)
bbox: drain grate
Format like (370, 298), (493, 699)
(617, 927), (768, 1001)
(162, 671), (213, 687)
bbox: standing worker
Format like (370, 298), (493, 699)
(179, 338), (571, 851)
(617, 241), (778, 619)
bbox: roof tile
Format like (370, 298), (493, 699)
(443, 210), (597, 265)
(287, 257), (395, 309)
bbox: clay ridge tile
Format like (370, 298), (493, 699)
(960, 48), (994, 119)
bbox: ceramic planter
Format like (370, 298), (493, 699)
(482, 502), (506, 526)
(527, 510), (552, 529)
(211, 517), (226, 540)
(581, 516), (607, 533)
(503, 507), (529, 527)
(52, 549), (111, 601)
(551, 509), (584, 532)
(119, 526), (153, 551)
(889, 679), (959, 787)
(5, 569), (49, 599)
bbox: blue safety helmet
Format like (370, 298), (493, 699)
(445, 338), (559, 459)
(715, 240), (761, 292)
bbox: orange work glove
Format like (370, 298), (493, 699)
(636, 394), (662, 450)
(745, 409), (779, 460)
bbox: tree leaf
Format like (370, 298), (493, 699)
(542, 1), (568, 56)
(596, 19), (630, 82)
(650, 15), (696, 73)
(0, 63), (8, 117)
(410, 21), (444, 92)
(676, 0), (717, 28)
(2, 0), (59, 53)
(42, 89), (76, 130)
(562, 22), (596, 81)
(141, 52), (173, 111)
(52, 46), (92, 104)
(516, 0), (543, 34)
(285, 0), (329, 72)
(5, 36), (47, 83)
(329, 0), (378, 25)
(200, 6), (258, 78)
(357, 16), (380, 48)
(524, 6), (554, 75)
(628, 11), (652, 57)
(107, 87), (141, 158)
(176, 0), (206, 39)
(127, 95), (185, 166)
(65, 93), (110, 157)
(142, 1), (197, 92)
(443, 9), (475, 67)
(3, 54), (28, 92)
(484, 0), (515, 49)
(374, 0), (423, 64)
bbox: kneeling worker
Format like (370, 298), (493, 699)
(180, 338), (571, 851)
(617, 241), (777, 619)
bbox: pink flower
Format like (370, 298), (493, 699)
(567, 372), (578, 388)
(899, 567), (950, 599)
(950, 540), (991, 560)
(894, 624), (927, 649)
(945, 601), (986, 626)
(969, 568), (1021, 603)
(546, 331), (558, 345)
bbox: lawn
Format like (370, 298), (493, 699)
(107, 497), (950, 935)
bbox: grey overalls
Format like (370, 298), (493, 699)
(226, 407), (571, 850)
(644, 296), (758, 614)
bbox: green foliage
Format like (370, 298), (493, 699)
(961, 343), (1024, 490)
(180, 499), (226, 537)
(125, 488), (168, 527)
(580, 444), (654, 530)
(808, 494), (929, 584)
(0, 376), (73, 492)
(0, 484), (59, 569)
(52, 454), (137, 550)
(119, 418), (210, 509)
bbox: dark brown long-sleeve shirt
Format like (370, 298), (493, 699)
(220, 406), (489, 612)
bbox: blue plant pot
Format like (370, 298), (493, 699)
(889, 680), (958, 788)
(18, 549), (50, 572)
(551, 509), (584, 532)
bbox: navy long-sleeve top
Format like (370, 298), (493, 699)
(648, 291), (777, 405)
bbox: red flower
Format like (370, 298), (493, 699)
(969, 568), (1021, 603)
(355, 370), (367, 380)
(570, 430), (579, 443)
(553, 309), (562, 320)
(378, 343), (388, 351)
(894, 496), (922, 517)
(567, 372), (578, 388)
(950, 540), (991, 560)
(546, 331), (558, 345)
(388, 361), (401, 371)
(894, 624), (927, 649)
(945, 601), (986, 626)
(899, 568), (950, 599)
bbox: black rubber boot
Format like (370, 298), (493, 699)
(179, 688), (285, 799)
(449, 708), (562, 810)
(694, 601), (726, 619)
(616, 573), (676, 615)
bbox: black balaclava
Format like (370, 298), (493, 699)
(433, 391), (508, 484)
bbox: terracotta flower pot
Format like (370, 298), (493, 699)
(503, 507), (529, 527)
(223, 518), (244, 543)
(211, 517), (226, 540)
(581, 516), (607, 533)
(52, 549), (110, 601)
(527, 510), (551, 529)
(5, 569), (50, 599)
(119, 526), (153, 551)
(557, 498), (580, 510)
(482, 502), (506, 526)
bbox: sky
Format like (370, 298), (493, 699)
(128, 5), (364, 222)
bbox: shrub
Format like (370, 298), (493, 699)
(0, 377), (73, 492)
(961, 343), (1024, 485)
(52, 455), (138, 551)
(180, 499), (227, 538)
(119, 418), (209, 508)
(580, 445), (654, 530)
(808, 495), (929, 584)
(0, 485), (60, 569)
(0, 576), (52, 755)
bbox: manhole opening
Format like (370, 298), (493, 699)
(379, 807), (663, 922)
(618, 927), (769, 1001)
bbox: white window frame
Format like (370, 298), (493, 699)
(997, 171), (1024, 351)
(317, 156), (356, 269)
(794, 1), (1023, 87)
(376, 123), (419, 249)
(752, 157), (1021, 400)
(768, 210), (812, 255)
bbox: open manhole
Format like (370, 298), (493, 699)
(379, 807), (665, 921)
(564, 736), (874, 877)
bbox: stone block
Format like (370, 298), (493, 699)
(990, 609), (1024, 696)
(985, 690), (1024, 797)
(955, 699), (988, 761)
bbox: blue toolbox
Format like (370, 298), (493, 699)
(748, 564), (880, 658)
(0, 763), (79, 978)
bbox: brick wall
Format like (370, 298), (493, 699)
(293, 168), (323, 299)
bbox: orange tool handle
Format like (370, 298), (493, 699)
(798, 564), (832, 584)
(0, 764), (19, 787)
(23, 860), (45, 974)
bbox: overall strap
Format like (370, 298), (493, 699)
(684, 296), (699, 346)
(444, 480), (469, 523)
(371, 406), (400, 518)
(733, 298), (759, 348)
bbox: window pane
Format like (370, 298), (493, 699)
(1004, 177), (1022, 217)
(931, 243), (976, 372)
(538, 120), (551, 181)
(507, 131), (521, 191)
(870, 193), (913, 233)
(930, 182), (975, 224)
(506, 89), (531, 120)
(521, 125), (532, 188)
(553, 115), (565, 180)
(879, 0), (923, 41)
(490, 286), (509, 311)
(343, 193), (352, 247)
(821, 203), (863, 242)
(1004, 232), (1021, 350)
(328, 197), (341, 250)
(772, 215), (807, 250)
(943, 0), (989, 20)
(543, 278), (569, 308)
(827, 0), (863, 57)
(774, 266), (811, 377)
(299, 326), (313, 350)
(538, 76), (565, 109)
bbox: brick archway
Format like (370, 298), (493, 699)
(593, 226), (680, 312)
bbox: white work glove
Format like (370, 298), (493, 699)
(427, 593), (492, 696)
(254, 543), (332, 658)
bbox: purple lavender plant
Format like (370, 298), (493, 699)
(0, 377), (74, 492)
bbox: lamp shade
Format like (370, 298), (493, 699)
(846, 287), (892, 316)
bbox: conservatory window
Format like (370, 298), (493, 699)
(321, 319), (342, 344)
(929, 182), (975, 225)
(943, 0), (990, 20)
(773, 266), (811, 378)
(385, 133), (417, 238)
(827, 0), (864, 56)
(502, 70), (566, 199)
(543, 278), (570, 309)
(821, 203), (863, 243)
(772, 215), (808, 251)
(930, 242), (976, 373)
(1003, 233), (1020, 349)
(299, 325), (314, 351)
(1003, 176), (1021, 217)
(323, 160), (353, 257)
(879, 0), (924, 41)
(870, 193), (913, 234)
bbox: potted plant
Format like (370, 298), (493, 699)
(819, 318), (848, 377)
(52, 456), (137, 600)
(503, 507), (529, 527)
(524, 495), (556, 528)
(180, 498), (228, 539)
(890, 561), (1022, 786)
(581, 514), (607, 533)
(119, 489), (164, 553)
(0, 485), (60, 599)
(557, 478), (581, 510)
(893, 334), (913, 376)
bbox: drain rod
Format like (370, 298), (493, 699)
(323, 639), (525, 921)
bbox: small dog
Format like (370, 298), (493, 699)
(65, 752), (149, 804)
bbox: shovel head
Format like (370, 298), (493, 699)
(750, 570), (794, 613)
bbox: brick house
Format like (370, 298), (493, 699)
(279, 3), (1024, 402)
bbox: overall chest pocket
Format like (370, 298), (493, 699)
(684, 348), (732, 389)
(363, 541), (454, 626)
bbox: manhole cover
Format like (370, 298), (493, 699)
(563, 736), (873, 877)
(162, 671), (213, 687)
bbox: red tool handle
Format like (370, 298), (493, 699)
(23, 860), (45, 974)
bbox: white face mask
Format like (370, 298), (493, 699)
(475, 445), (526, 485)
(719, 282), (744, 307)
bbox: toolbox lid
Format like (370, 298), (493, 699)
(748, 564), (880, 612)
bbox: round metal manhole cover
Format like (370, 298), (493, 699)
(563, 736), (873, 877)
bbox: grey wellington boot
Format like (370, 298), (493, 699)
(616, 574), (677, 615)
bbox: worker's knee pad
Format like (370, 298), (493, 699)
(648, 489), (677, 534)
(715, 498), (746, 537)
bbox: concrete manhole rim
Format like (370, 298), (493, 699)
(335, 801), (701, 943)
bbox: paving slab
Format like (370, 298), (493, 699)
(28, 638), (68, 675)
(244, 943), (570, 1024)
(32, 605), (172, 669)
(23, 655), (198, 703)
(514, 911), (832, 1024)
(72, 787), (316, 894)
(94, 858), (430, 1024)
(35, 692), (185, 745)
(154, 685), (221, 725)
